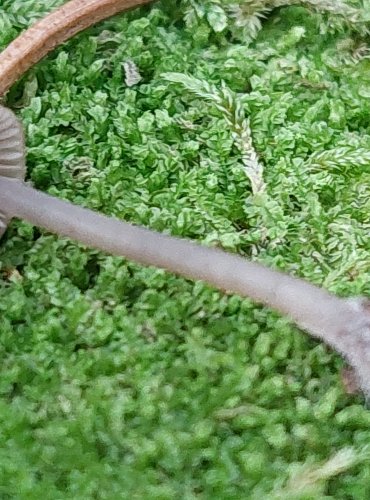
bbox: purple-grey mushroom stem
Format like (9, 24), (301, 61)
(1, 106), (370, 396)
(1, 176), (370, 394)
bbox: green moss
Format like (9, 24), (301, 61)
(0, 0), (370, 497)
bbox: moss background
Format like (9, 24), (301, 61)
(0, 0), (370, 497)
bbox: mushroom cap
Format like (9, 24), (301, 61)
(0, 105), (26, 237)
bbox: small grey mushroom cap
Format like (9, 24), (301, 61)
(0, 105), (26, 236)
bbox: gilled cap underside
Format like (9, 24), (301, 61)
(0, 105), (26, 237)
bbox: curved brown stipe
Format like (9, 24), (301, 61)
(0, 0), (154, 97)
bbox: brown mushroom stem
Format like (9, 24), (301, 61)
(0, 0), (154, 96)
(1, 176), (370, 394)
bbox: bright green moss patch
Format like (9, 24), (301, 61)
(1, 0), (370, 498)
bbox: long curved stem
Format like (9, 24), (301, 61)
(1, 177), (370, 350)
(0, 0), (154, 97)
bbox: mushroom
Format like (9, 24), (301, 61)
(1, 0), (370, 396)
(1, 105), (370, 395)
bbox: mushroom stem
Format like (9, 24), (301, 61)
(2, 176), (370, 386)
(0, 0), (154, 96)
